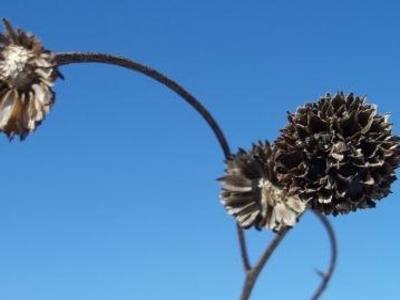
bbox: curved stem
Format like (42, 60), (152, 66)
(237, 224), (252, 271)
(310, 212), (338, 300)
(55, 52), (231, 158)
(239, 226), (291, 300)
(55, 51), (252, 269)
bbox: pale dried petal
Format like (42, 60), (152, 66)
(0, 89), (15, 127)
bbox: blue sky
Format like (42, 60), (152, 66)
(1, 1), (400, 299)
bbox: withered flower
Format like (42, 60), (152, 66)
(0, 19), (62, 139)
(275, 92), (400, 215)
(219, 142), (306, 231)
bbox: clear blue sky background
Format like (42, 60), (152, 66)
(1, 1), (400, 299)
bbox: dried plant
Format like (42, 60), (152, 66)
(275, 92), (400, 215)
(219, 141), (306, 231)
(0, 19), (62, 139)
(2, 18), (399, 300)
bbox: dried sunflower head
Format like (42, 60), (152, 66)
(275, 92), (400, 215)
(218, 141), (306, 232)
(0, 19), (62, 140)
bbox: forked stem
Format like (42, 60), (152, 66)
(54, 52), (337, 300)
(238, 212), (337, 300)
(239, 227), (291, 300)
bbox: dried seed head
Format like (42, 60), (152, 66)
(0, 19), (62, 139)
(275, 92), (400, 215)
(219, 142), (306, 231)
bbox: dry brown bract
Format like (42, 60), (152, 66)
(0, 19), (62, 139)
(274, 92), (400, 215)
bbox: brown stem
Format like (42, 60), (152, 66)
(238, 211), (337, 300)
(55, 52), (231, 158)
(237, 224), (252, 271)
(239, 226), (291, 300)
(55, 51), (252, 270)
(310, 212), (338, 300)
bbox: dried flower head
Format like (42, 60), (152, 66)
(0, 19), (62, 139)
(219, 142), (306, 231)
(275, 92), (400, 215)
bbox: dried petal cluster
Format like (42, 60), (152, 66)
(219, 142), (306, 231)
(274, 92), (400, 215)
(0, 19), (62, 139)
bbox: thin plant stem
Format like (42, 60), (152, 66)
(237, 224), (252, 271)
(239, 227), (291, 300)
(55, 52), (231, 158)
(238, 211), (337, 300)
(55, 51), (252, 270)
(55, 52), (337, 300)
(310, 212), (338, 300)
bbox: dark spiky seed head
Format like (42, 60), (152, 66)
(274, 92), (400, 215)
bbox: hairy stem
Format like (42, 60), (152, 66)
(55, 51), (252, 270)
(310, 212), (338, 300)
